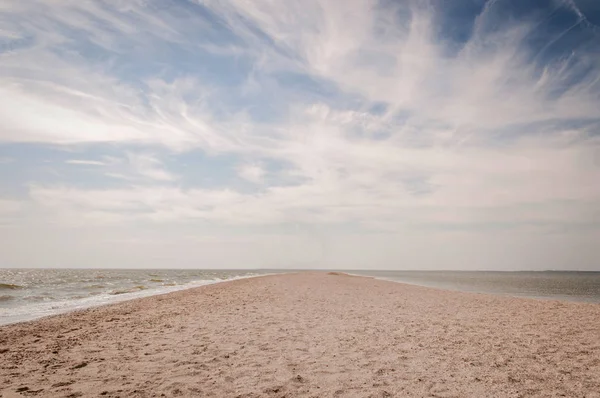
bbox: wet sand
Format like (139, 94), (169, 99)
(1, 272), (599, 397)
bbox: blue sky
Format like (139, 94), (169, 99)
(0, 0), (599, 269)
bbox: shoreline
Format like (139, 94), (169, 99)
(2, 269), (598, 327)
(2, 272), (599, 397)
(0, 272), (285, 327)
(3, 270), (598, 328)
(369, 277), (600, 304)
(2, 270), (598, 329)
(343, 271), (600, 305)
(351, 271), (600, 304)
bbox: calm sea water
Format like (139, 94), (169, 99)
(353, 270), (600, 303)
(0, 269), (279, 325)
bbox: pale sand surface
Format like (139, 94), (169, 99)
(1, 272), (600, 398)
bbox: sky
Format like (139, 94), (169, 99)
(0, 0), (599, 270)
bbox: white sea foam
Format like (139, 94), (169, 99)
(0, 270), (278, 326)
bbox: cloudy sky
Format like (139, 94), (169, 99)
(0, 0), (599, 270)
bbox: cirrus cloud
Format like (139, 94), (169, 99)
(0, 0), (599, 269)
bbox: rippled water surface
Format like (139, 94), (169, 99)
(0, 268), (280, 325)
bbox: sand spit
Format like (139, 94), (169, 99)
(1, 272), (599, 397)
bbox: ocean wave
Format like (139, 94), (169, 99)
(0, 271), (275, 326)
(0, 283), (24, 290)
(0, 295), (15, 302)
(149, 279), (164, 282)
(24, 295), (55, 302)
(110, 285), (147, 295)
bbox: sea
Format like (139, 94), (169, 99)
(352, 270), (600, 303)
(0, 269), (279, 326)
(1, 269), (599, 326)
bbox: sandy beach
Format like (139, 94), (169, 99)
(1, 272), (599, 397)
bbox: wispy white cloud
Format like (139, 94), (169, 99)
(237, 163), (265, 184)
(64, 153), (178, 181)
(65, 159), (106, 166)
(1, 0), (599, 268)
(126, 152), (177, 182)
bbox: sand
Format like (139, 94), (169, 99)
(1, 272), (599, 398)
